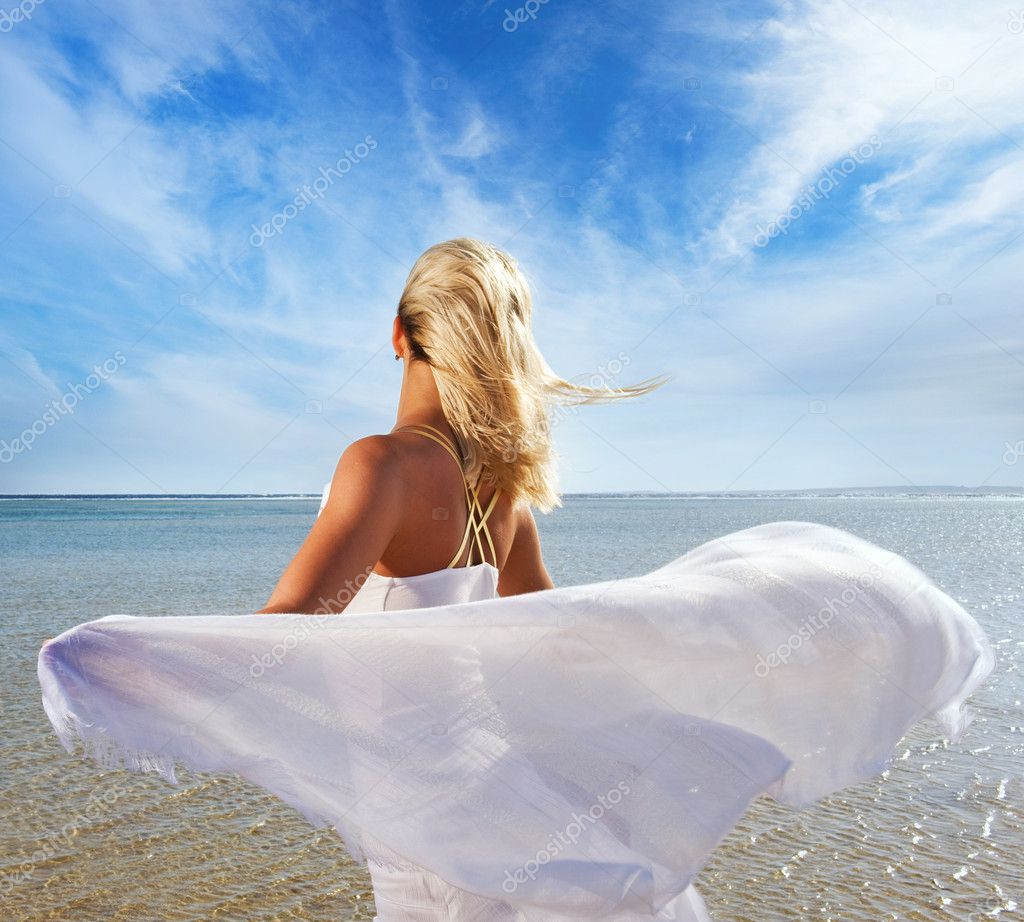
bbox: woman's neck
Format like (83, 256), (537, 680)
(394, 359), (450, 431)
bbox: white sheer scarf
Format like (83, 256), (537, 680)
(38, 522), (992, 918)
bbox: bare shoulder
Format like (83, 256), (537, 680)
(336, 433), (400, 468)
(511, 502), (541, 542)
(326, 434), (406, 506)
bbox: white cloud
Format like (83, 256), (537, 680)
(0, 36), (218, 275)
(1, 0), (1020, 494)
(444, 108), (501, 159)
(695, 0), (1024, 267)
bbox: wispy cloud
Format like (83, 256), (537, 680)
(0, 0), (1020, 494)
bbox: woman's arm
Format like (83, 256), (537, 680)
(258, 437), (404, 614)
(497, 505), (554, 596)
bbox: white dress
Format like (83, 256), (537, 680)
(346, 562), (712, 921)
(336, 437), (714, 922)
(37, 433), (993, 920)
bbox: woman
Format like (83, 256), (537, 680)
(256, 238), (681, 918)
(257, 236), (657, 618)
(40, 239), (992, 921)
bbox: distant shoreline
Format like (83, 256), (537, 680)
(1, 487), (1022, 500)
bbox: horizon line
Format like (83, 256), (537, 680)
(1, 485), (1022, 499)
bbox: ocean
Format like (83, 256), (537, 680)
(1, 494), (1020, 921)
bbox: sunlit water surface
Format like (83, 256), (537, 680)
(1, 496), (1020, 921)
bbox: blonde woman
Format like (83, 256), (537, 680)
(40, 239), (992, 922)
(259, 238), (656, 619)
(256, 238), (671, 917)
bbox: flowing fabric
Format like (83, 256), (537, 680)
(37, 521), (992, 919)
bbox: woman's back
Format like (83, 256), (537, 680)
(371, 423), (514, 577)
(335, 423), (512, 613)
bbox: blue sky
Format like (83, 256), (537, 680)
(0, 0), (1022, 495)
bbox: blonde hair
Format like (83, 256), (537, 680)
(397, 238), (664, 512)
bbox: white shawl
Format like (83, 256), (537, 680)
(38, 522), (992, 917)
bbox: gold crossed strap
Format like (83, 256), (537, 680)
(394, 423), (501, 568)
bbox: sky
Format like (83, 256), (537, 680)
(0, 0), (1022, 495)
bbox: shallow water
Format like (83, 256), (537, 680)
(1, 495), (1020, 920)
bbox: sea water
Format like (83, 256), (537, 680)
(1, 495), (1020, 920)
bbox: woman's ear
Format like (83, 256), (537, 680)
(392, 315), (405, 359)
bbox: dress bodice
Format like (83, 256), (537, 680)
(316, 465), (501, 614)
(345, 562), (500, 613)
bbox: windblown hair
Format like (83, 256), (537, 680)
(397, 238), (664, 512)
